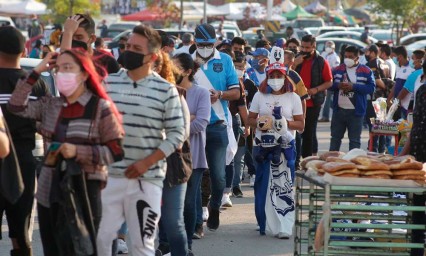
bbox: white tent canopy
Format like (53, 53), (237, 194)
(172, 1), (226, 21)
(0, 0), (47, 16)
(217, 3), (265, 20)
(281, 0), (296, 13)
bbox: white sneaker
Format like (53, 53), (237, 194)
(117, 238), (128, 254)
(202, 206), (209, 222)
(250, 175), (256, 187)
(221, 193), (233, 207)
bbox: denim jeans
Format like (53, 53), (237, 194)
(330, 108), (364, 151)
(158, 183), (188, 256)
(225, 115), (241, 192)
(184, 168), (205, 249)
(232, 146), (246, 188)
(321, 91), (333, 120)
(205, 123), (229, 210)
(252, 146), (271, 234)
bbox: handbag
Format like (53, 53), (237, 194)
(0, 116), (24, 204)
(165, 140), (192, 187)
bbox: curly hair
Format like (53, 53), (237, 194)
(154, 51), (176, 84)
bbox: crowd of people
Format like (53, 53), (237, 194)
(0, 12), (425, 256)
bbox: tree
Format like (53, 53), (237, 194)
(368, 0), (425, 44)
(41, 0), (100, 23)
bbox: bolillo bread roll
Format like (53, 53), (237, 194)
(389, 161), (423, 170)
(301, 156), (321, 169)
(322, 162), (357, 173)
(320, 151), (345, 161)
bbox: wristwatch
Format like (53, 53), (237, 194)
(219, 91), (223, 99)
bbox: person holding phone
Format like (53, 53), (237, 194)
(8, 49), (124, 255)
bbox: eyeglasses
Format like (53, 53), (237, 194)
(196, 44), (214, 49)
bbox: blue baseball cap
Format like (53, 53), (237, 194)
(248, 48), (269, 57)
(194, 24), (217, 44)
(275, 38), (286, 48)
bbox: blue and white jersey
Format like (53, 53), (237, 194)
(193, 50), (239, 125)
(394, 63), (414, 99)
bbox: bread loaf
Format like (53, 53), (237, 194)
(320, 151), (345, 161)
(389, 161), (423, 170)
(306, 160), (326, 171)
(351, 156), (381, 166)
(301, 156), (321, 169)
(322, 162), (357, 173)
(361, 174), (391, 179)
(330, 169), (360, 176)
(361, 170), (393, 176)
(326, 157), (350, 163)
(392, 170), (425, 176)
(356, 162), (390, 171)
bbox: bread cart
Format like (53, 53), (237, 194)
(294, 171), (426, 256)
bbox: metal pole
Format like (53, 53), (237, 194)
(179, 0), (183, 29)
(203, 0), (207, 23)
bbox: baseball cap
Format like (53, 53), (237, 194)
(265, 62), (287, 75)
(0, 26), (25, 55)
(217, 39), (232, 49)
(275, 38), (286, 48)
(248, 48), (269, 57)
(194, 24), (216, 44)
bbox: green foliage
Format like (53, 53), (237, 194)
(41, 0), (100, 23)
(368, 0), (425, 44)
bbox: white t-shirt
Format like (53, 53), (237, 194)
(321, 51), (340, 69)
(384, 58), (396, 80)
(338, 66), (357, 109)
(173, 45), (191, 56)
(250, 92), (303, 139)
(254, 69), (266, 85)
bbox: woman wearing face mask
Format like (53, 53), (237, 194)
(247, 62), (304, 238)
(171, 53), (211, 252)
(8, 50), (124, 255)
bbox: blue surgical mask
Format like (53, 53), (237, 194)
(392, 57), (398, 66)
(409, 59), (415, 69)
(251, 59), (260, 70)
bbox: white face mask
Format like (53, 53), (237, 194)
(268, 78), (284, 91)
(197, 48), (214, 59)
(236, 69), (244, 78)
(344, 58), (355, 68)
(325, 47), (333, 54)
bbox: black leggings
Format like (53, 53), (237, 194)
(38, 180), (102, 256)
(301, 106), (321, 158)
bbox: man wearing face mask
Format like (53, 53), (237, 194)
(60, 13), (120, 77)
(97, 25), (185, 255)
(329, 46), (375, 151)
(380, 44), (396, 80)
(0, 26), (50, 256)
(397, 50), (425, 114)
(388, 46), (415, 120)
(293, 35), (332, 161)
(112, 36), (128, 61)
(191, 23), (240, 231)
(286, 38), (300, 57)
(319, 40), (340, 123)
(246, 48), (269, 87)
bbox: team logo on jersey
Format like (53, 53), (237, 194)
(213, 63), (223, 73)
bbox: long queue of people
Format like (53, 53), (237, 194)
(0, 12), (425, 256)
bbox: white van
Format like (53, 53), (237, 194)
(0, 16), (16, 27)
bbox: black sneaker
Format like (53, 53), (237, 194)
(232, 187), (243, 198)
(207, 208), (220, 231)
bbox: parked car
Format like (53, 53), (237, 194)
(156, 28), (194, 39)
(210, 21), (242, 39)
(317, 31), (378, 43)
(370, 30), (396, 45)
(400, 33), (426, 46)
(0, 16), (16, 27)
(292, 18), (325, 29)
(315, 26), (347, 36)
(20, 58), (58, 158)
(106, 29), (132, 49)
(406, 40), (426, 57)
(108, 21), (142, 32)
(315, 37), (367, 55)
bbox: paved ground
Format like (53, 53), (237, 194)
(1, 122), (370, 256)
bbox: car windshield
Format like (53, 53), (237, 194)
(294, 20), (322, 28)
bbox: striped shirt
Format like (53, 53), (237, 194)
(106, 70), (185, 188)
(8, 72), (124, 207)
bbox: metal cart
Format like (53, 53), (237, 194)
(294, 172), (426, 256)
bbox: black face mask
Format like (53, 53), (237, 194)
(365, 55), (370, 62)
(122, 50), (145, 71)
(118, 43), (125, 50)
(300, 51), (312, 59)
(289, 48), (298, 55)
(71, 40), (89, 51)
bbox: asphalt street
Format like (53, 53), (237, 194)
(1, 122), (370, 256)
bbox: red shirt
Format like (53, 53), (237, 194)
(299, 57), (332, 107)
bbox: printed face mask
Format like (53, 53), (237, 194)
(268, 78), (284, 91)
(55, 72), (81, 97)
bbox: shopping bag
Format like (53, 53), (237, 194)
(265, 153), (295, 237)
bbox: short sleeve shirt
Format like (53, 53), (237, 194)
(193, 50), (239, 124)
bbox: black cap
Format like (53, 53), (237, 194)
(0, 26), (25, 55)
(194, 24), (216, 44)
